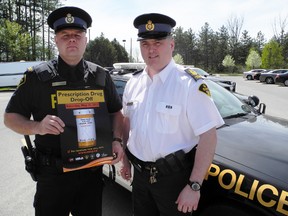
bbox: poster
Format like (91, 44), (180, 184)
(56, 89), (114, 172)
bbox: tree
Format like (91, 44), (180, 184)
(0, 20), (32, 61)
(173, 53), (184, 65)
(238, 30), (253, 65)
(222, 55), (235, 73)
(254, 31), (266, 54)
(226, 15), (244, 64)
(0, 0), (61, 61)
(111, 39), (129, 63)
(245, 49), (262, 69)
(214, 26), (229, 72)
(85, 33), (117, 66)
(198, 22), (214, 69)
(173, 26), (196, 65)
(261, 40), (284, 68)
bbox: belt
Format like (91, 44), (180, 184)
(35, 149), (62, 167)
(125, 148), (156, 172)
(125, 147), (196, 175)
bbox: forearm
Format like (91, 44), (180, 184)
(189, 128), (217, 184)
(111, 111), (124, 138)
(4, 112), (39, 135)
(122, 117), (130, 148)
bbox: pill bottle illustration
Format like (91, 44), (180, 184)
(73, 109), (96, 148)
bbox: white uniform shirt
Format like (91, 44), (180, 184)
(123, 60), (224, 161)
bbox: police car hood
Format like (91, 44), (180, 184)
(215, 114), (288, 188)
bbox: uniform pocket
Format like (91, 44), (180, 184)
(155, 102), (181, 134)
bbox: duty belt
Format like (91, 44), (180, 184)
(125, 147), (196, 184)
(35, 149), (63, 173)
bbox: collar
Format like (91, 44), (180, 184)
(139, 59), (175, 84)
(58, 56), (85, 81)
(157, 59), (175, 83)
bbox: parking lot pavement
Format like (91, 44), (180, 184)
(221, 75), (287, 120)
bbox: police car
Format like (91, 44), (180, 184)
(107, 74), (288, 216)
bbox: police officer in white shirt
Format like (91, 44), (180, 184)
(120, 13), (224, 216)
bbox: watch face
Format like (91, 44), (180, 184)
(191, 182), (201, 191)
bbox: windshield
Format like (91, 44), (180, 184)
(205, 80), (251, 118)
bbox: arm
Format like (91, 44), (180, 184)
(189, 127), (217, 185)
(120, 116), (132, 180)
(111, 111), (124, 164)
(4, 112), (65, 135)
(176, 127), (217, 213)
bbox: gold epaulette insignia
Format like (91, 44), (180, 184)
(184, 68), (203, 81)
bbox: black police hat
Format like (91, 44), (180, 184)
(133, 13), (176, 41)
(47, 6), (92, 32)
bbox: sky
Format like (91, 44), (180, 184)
(62, 0), (288, 59)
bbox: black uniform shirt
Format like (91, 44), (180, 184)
(5, 57), (122, 155)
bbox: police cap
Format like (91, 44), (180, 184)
(47, 6), (92, 32)
(133, 13), (176, 41)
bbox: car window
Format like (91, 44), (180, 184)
(205, 80), (250, 118)
(112, 79), (127, 100)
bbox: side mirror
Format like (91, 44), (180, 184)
(248, 95), (260, 107)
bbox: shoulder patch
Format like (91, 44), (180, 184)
(199, 83), (211, 97)
(17, 74), (27, 88)
(184, 68), (203, 81)
(27, 66), (33, 72)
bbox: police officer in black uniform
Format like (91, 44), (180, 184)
(4, 6), (124, 216)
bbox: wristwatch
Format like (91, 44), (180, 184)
(112, 137), (123, 143)
(187, 180), (201, 191)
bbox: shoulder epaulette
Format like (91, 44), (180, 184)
(184, 68), (203, 81)
(132, 69), (144, 76)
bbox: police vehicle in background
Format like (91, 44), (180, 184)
(109, 62), (146, 75)
(106, 74), (288, 216)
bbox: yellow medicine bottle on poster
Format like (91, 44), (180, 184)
(73, 109), (96, 148)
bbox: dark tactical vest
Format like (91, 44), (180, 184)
(32, 60), (113, 170)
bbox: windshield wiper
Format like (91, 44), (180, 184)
(224, 112), (248, 119)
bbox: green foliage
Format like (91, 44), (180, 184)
(0, 20), (32, 61)
(222, 55), (235, 73)
(0, 0), (61, 61)
(222, 55), (235, 67)
(245, 49), (262, 69)
(173, 53), (184, 64)
(85, 34), (129, 67)
(261, 40), (284, 68)
(111, 39), (129, 63)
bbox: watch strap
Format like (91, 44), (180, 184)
(187, 180), (201, 191)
